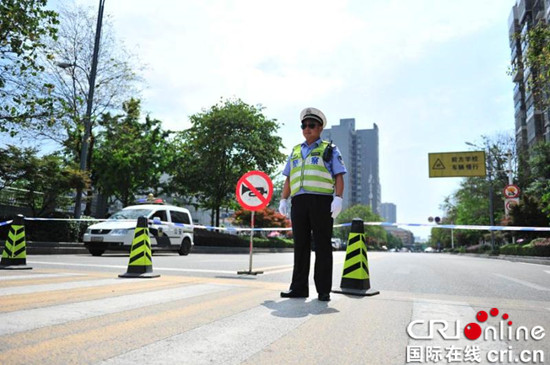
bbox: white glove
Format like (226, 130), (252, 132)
(278, 199), (288, 216)
(331, 196), (343, 219)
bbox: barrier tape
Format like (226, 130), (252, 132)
(23, 217), (106, 222)
(364, 222), (550, 232)
(0, 218), (548, 232)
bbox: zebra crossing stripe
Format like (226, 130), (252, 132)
(0, 283), (237, 336)
(99, 297), (336, 365)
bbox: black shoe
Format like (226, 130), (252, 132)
(280, 290), (308, 298)
(318, 293), (331, 302)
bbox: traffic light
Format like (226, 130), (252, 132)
(428, 216), (441, 224)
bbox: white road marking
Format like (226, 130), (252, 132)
(100, 297), (339, 365)
(493, 273), (550, 291)
(260, 260), (345, 276)
(27, 260), (236, 274)
(0, 277), (142, 296)
(0, 283), (237, 336)
(0, 272), (83, 281)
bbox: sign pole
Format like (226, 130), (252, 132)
(237, 211), (263, 275)
(236, 170), (271, 276)
(249, 211), (255, 272)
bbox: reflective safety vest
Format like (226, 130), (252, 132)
(289, 141), (334, 196)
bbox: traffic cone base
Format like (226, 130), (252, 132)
(119, 217), (160, 279)
(0, 216), (32, 270)
(332, 219), (379, 297)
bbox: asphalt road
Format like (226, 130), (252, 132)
(0, 252), (549, 365)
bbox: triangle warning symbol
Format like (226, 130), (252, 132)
(432, 159), (445, 170)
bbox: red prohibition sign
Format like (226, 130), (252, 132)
(236, 171), (273, 211)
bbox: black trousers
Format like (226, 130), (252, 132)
(289, 194), (333, 295)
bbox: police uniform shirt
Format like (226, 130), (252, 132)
(283, 138), (347, 197)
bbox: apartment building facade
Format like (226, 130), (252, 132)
(509, 0), (550, 158)
(323, 119), (381, 214)
(380, 202), (397, 223)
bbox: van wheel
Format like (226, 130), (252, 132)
(178, 238), (192, 256)
(89, 248), (105, 256)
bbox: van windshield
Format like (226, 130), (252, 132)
(109, 209), (152, 220)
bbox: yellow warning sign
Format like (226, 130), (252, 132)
(429, 151), (486, 178)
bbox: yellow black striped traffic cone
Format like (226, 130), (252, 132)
(119, 216), (159, 278)
(332, 218), (379, 296)
(0, 215), (32, 270)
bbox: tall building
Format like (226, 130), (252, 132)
(509, 0), (550, 158)
(380, 202), (397, 223)
(323, 119), (381, 214)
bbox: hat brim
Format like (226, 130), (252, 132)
(301, 114), (324, 125)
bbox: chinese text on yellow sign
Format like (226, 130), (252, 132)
(428, 151), (486, 178)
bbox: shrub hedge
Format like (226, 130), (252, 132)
(194, 229), (294, 248)
(0, 215), (96, 242)
(499, 238), (550, 257)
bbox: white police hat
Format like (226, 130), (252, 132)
(300, 107), (326, 128)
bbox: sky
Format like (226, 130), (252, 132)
(49, 0), (517, 239)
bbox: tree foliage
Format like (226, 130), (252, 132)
(436, 134), (516, 246)
(0, 0), (59, 131)
(510, 141), (550, 232)
(335, 204), (387, 245)
(46, 4), (141, 160)
(0, 145), (88, 216)
(169, 98), (286, 226)
(16, 4), (142, 161)
(92, 99), (173, 207)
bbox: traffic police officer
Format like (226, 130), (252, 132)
(278, 107), (347, 302)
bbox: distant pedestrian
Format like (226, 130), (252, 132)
(278, 107), (347, 302)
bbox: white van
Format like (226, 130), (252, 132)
(83, 202), (194, 256)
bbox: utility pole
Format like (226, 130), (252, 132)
(73, 0), (105, 218)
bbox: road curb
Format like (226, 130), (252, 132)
(0, 242), (294, 255)
(456, 252), (550, 266)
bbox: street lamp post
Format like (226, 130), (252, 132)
(58, 0), (105, 218)
(466, 141), (496, 251)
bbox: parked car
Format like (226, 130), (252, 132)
(331, 238), (343, 251)
(83, 201), (194, 256)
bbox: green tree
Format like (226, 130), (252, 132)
(508, 195), (550, 241)
(0, 145), (88, 216)
(509, 141), (550, 236)
(92, 99), (173, 208)
(335, 204), (386, 246)
(170, 98), (286, 227)
(437, 134), (517, 246)
(43, 4), (142, 161)
(0, 0), (59, 130)
(525, 141), (550, 217)
(386, 232), (403, 249)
